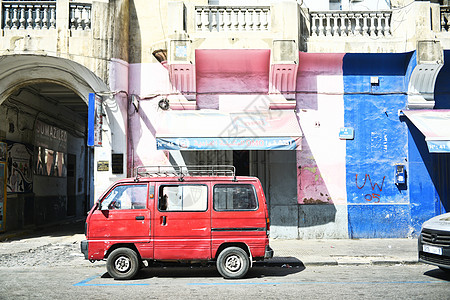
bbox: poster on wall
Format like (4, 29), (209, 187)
(6, 142), (33, 193)
(0, 162), (6, 231)
(35, 146), (67, 177)
(0, 142), (6, 161)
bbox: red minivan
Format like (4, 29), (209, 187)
(81, 165), (273, 280)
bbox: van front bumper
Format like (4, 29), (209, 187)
(265, 245), (274, 259)
(80, 240), (88, 260)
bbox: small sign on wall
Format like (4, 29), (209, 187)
(339, 127), (355, 140)
(97, 161), (109, 172)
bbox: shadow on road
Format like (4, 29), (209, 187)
(100, 258), (305, 280)
(424, 268), (450, 282)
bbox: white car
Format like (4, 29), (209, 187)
(418, 212), (450, 272)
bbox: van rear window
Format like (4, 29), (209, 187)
(213, 184), (258, 211)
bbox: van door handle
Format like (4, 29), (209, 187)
(135, 216), (145, 220)
(161, 216), (167, 226)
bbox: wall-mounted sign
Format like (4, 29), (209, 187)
(35, 120), (67, 152)
(339, 127), (355, 140)
(97, 161), (109, 171)
(88, 93), (103, 147)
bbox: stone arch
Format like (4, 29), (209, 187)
(0, 54), (110, 104)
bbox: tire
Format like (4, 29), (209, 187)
(106, 248), (140, 280)
(216, 247), (250, 279)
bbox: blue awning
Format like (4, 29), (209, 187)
(155, 110), (302, 150)
(403, 109), (450, 153)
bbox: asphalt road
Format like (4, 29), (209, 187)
(0, 264), (449, 299)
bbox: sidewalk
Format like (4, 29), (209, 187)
(0, 220), (420, 267)
(267, 238), (419, 266)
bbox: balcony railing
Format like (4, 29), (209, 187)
(69, 3), (91, 30)
(310, 11), (392, 37)
(441, 6), (450, 31)
(2, 1), (56, 30)
(1, 1), (91, 31)
(195, 6), (270, 32)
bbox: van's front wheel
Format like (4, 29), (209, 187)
(216, 247), (250, 279)
(106, 248), (140, 280)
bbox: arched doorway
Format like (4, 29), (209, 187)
(0, 55), (112, 231)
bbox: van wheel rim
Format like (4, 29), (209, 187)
(225, 255), (242, 272)
(115, 256), (131, 272)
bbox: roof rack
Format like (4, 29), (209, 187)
(135, 165), (236, 181)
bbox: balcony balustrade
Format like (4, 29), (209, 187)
(2, 1), (56, 30)
(195, 6), (270, 32)
(310, 11), (392, 37)
(1, 1), (91, 31)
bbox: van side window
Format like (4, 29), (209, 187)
(159, 185), (207, 211)
(100, 184), (148, 210)
(213, 184), (258, 211)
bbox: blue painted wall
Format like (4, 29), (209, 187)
(344, 53), (413, 238)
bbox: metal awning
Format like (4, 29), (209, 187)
(155, 110), (302, 150)
(402, 109), (450, 153)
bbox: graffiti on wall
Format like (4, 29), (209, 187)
(355, 174), (386, 203)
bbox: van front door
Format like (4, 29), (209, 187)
(90, 183), (151, 251)
(153, 183), (211, 260)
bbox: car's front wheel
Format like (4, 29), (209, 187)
(216, 247), (250, 279)
(106, 248), (140, 280)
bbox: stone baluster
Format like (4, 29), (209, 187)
(311, 13), (318, 36)
(362, 13), (368, 36)
(347, 13), (354, 36)
(325, 13), (331, 36)
(70, 6), (76, 30)
(35, 6), (41, 29)
(19, 5), (26, 29)
(340, 14), (347, 37)
(4, 5), (11, 30)
(203, 8), (210, 31)
(197, 8), (203, 31)
(226, 8), (232, 31)
(50, 6), (56, 29)
(211, 8), (218, 32)
(383, 13), (391, 35)
(248, 8), (254, 31)
(354, 13), (361, 36)
(369, 13), (376, 36)
(446, 13), (450, 32)
(27, 6), (33, 29)
(377, 13), (383, 36)
(262, 8), (269, 30)
(233, 8), (239, 30)
(318, 14), (324, 36)
(239, 9), (246, 30)
(219, 8), (225, 31)
(43, 5), (50, 29)
(11, 6), (18, 29)
(82, 6), (90, 30)
(332, 14), (339, 36)
(441, 11), (447, 31)
(255, 9), (261, 31)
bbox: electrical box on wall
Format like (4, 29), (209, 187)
(394, 164), (406, 185)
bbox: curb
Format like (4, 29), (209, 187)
(261, 257), (419, 267)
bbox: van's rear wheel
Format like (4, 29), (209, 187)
(106, 248), (140, 280)
(216, 247), (250, 279)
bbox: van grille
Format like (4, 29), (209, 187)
(421, 229), (450, 247)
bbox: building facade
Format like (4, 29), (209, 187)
(0, 0), (448, 239)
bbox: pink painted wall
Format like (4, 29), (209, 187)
(127, 51), (347, 206)
(296, 53), (347, 205)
